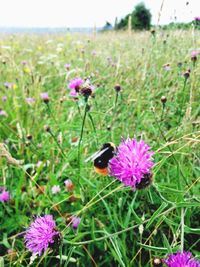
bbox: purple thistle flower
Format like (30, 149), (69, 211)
(109, 138), (154, 189)
(26, 97), (35, 104)
(71, 216), (81, 230)
(0, 189), (10, 202)
(68, 78), (84, 90)
(0, 110), (8, 117)
(164, 251), (200, 267)
(194, 16), (200, 21)
(40, 92), (49, 103)
(191, 50), (199, 57)
(21, 60), (28, 65)
(69, 89), (79, 98)
(64, 63), (71, 70)
(1, 96), (7, 102)
(4, 82), (12, 89)
(25, 215), (60, 256)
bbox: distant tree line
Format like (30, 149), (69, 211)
(115, 2), (151, 30)
(102, 1), (200, 32)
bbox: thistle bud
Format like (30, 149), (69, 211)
(40, 92), (49, 104)
(183, 70), (190, 79)
(114, 84), (121, 92)
(26, 134), (32, 140)
(160, 96), (167, 104)
(153, 257), (163, 267)
(44, 125), (51, 132)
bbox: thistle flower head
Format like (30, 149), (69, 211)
(109, 137), (154, 189)
(0, 110), (8, 117)
(25, 215), (60, 256)
(0, 189), (10, 202)
(71, 216), (81, 229)
(191, 50), (199, 57)
(68, 78), (84, 90)
(26, 97), (35, 105)
(64, 63), (71, 70)
(164, 251), (200, 267)
(40, 92), (49, 103)
(194, 16), (200, 21)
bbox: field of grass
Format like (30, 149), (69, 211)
(0, 30), (200, 266)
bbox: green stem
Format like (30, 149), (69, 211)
(152, 108), (189, 186)
(77, 100), (89, 182)
(49, 130), (67, 159)
(177, 79), (187, 125)
(88, 112), (98, 146)
(180, 208), (185, 252)
(115, 92), (119, 107)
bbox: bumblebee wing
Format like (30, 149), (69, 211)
(85, 147), (109, 162)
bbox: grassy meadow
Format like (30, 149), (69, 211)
(0, 29), (200, 266)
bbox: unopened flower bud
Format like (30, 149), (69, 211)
(183, 70), (190, 79)
(26, 134), (32, 140)
(44, 125), (51, 132)
(114, 84), (121, 92)
(153, 257), (163, 267)
(161, 96), (167, 104)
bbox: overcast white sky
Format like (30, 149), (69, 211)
(0, 0), (199, 28)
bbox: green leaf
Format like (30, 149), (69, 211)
(146, 203), (168, 228)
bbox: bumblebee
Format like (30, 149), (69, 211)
(86, 143), (116, 175)
(136, 173), (153, 190)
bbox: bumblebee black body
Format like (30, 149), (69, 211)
(93, 143), (116, 175)
(136, 173), (153, 189)
(94, 143), (115, 168)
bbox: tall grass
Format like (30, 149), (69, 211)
(0, 30), (200, 266)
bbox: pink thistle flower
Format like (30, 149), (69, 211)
(26, 97), (35, 105)
(0, 189), (10, 202)
(191, 50), (199, 57)
(51, 185), (61, 194)
(1, 96), (7, 102)
(64, 63), (71, 70)
(164, 251), (200, 267)
(4, 82), (12, 89)
(91, 50), (97, 56)
(194, 16), (200, 21)
(25, 215), (60, 256)
(69, 89), (79, 98)
(109, 138), (154, 189)
(71, 216), (81, 230)
(68, 78), (84, 90)
(21, 60), (28, 65)
(0, 110), (8, 117)
(40, 92), (49, 103)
